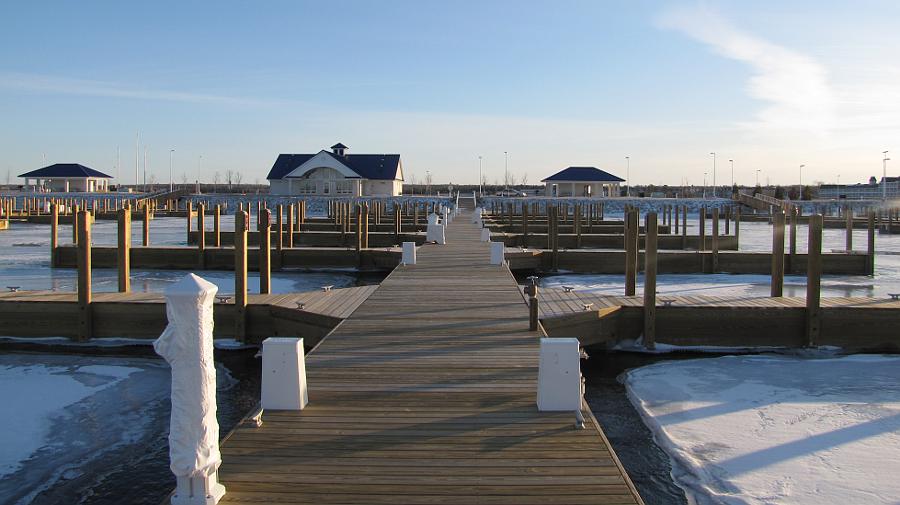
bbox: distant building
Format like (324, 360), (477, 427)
(541, 166), (625, 197)
(819, 176), (900, 200)
(266, 143), (403, 197)
(19, 163), (112, 192)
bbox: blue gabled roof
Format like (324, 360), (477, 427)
(541, 166), (625, 183)
(19, 163), (112, 179)
(266, 150), (402, 181)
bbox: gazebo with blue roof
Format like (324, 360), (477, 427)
(19, 163), (112, 192)
(541, 166), (625, 198)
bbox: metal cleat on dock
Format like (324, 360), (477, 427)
(215, 295), (232, 304)
(660, 299), (674, 307)
(582, 302), (594, 311)
(890, 293), (900, 300)
(562, 286), (574, 293)
(321, 285), (333, 292)
(6, 286), (20, 292)
(295, 301), (306, 310)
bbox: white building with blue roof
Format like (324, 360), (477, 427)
(267, 142), (403, 197)
(19, 163), (113, 192)
(541, 166), (625, 198)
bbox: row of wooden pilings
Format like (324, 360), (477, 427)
(0, 194), (187, 217)
(526, 210), (858, 350)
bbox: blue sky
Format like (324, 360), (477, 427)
(2, 1), (898, 186)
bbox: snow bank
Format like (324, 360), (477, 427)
(624, 355), (900, 504)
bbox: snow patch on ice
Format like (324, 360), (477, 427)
(624, 354), (900, 504)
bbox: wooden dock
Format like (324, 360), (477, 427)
(538, 287), (900, 352)
(0, 286), (377, 346)
(214, 209), (644, 504)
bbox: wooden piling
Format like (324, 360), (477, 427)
(526, 278), (539, 331)
(788, 206), (797, 274)
(362, 203), (370, 249)
(72, 205), (80, 244)
(276, 204), (284, 253)
(806, 214), (823, 346)
(143, 204), (151, 246)
(259, 208), (272, 294)
(681, 206), (687, 249)
(522, 204), (529, 246)
(117, 207), (131, 293)
(213, 204), (221, 247)
(845, 206), (853, 251)
(50, 203), (59, 267)
(643, 212), (658, 350)
(356, 204), (363, 253)
(771, 210), (785, 297)
(625, 209), (638, 296)
(235, 210), (248, 342)
(186, 201), (193, 244)
(867, 209), (876, 275)
(286, 203), (294, 248)
(77, 210), (92, 341)
(699, 206), (706, 251)
(712, 207), (719, 272)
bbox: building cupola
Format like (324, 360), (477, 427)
(331, 142), (348, 157)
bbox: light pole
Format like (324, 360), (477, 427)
(426, 170), (431, 195)
(709, 152), (716, 198)
(169, 149), (176, 192)
(799, 164), (805, 200)
(756, 169), (760, 187)
(884, 151), (891, 201)
(729, 159), (734, 191)
(625, 156), (630, 197)
(703, 171), (707, 198)
(504, 151), (509, 190)
(478, 155), (483, 197)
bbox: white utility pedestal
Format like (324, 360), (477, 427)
(537, 338), (585, 428)
(261, 337), (308, 410)
(490, 241), (505, 265)
(426, 213), (446, 244)
(402, 242), (416, 265)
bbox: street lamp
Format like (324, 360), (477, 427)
(625, 156), (630, 197)
(729, 159), (734, 190)
(756, 169), (761, 187)
(169, 149), (176, 192)
(504, 151), (509, 190)
(709, 152), (716, 198)
(884, 151), (891, 201)
(478, 155), (483, 197)
(703, 171), (708, 198)
(799, 164), (805, 200)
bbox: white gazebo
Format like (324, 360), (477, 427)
(542, 166), (624, 198)
(19, 163), (112, 192)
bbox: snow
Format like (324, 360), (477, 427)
(624, 354), (900, 504)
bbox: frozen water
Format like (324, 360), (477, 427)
(624, 355), (900, 504)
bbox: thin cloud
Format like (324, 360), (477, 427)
(657, 5), (837, 134)
(0, 71), (290, 106)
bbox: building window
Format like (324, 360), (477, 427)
(335, 180), (353, 194)
(295, 180), (317, 194)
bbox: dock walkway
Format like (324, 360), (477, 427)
(215, 210), (644, 504)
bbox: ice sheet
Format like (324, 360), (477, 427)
(624, 354), (900, 504)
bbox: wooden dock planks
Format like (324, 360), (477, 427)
(215, 210), (644, 505)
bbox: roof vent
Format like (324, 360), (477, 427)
(331, 142), (348, 157)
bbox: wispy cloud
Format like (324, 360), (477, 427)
(657, 5), (837, 135)
(0, 71), (288, 106)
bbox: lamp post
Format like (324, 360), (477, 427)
(504, 151), (509, 191)
(729, 159), (734, 190)
(884, 151), (891, 201)
(709, 152), (716, 198)
(169, 149), (176, 192)
(756, 169), (761, 187)
(478, 155), (483, 197)
(799, 164), (805, 200)
(625, 156), (630, 197)
(703, 171), (707, 198)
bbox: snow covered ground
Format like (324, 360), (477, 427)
(624, 354), (900, 504)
